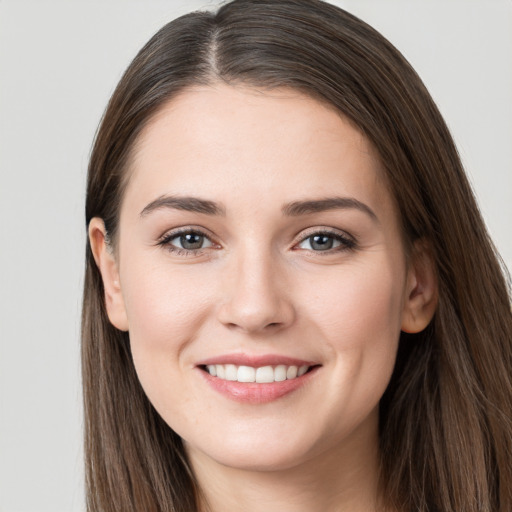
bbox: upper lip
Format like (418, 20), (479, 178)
(196, 353), (318, 368)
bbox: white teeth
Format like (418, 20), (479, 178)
(205, 363), (312, 383)
(274, 365), (287, 382)
(237, 365), (256, 383)
(297, 365), (308, 377)
(286, 365), (298, 379)
(225, 364), (238, 381)
(256, 366), (274, 383)
(216, 364), (225, 379)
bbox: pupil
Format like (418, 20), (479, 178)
(311, 235), (333, 251)
(181, 233), (203, 250)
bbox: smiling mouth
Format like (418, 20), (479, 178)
(201, 364), (314, 383)
(198, 359), (320, 403)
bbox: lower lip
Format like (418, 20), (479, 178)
(198, 367), (319, 404)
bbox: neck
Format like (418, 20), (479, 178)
(188, 414), (386, 512)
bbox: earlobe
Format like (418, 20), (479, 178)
(88, 218), (129, 332)
(401, 239), (438, 334)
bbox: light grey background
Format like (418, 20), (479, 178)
(0, 1), (510, 511)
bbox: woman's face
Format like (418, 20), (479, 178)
(93, 84), (429, 473)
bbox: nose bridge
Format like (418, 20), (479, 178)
(217, 240), (295, 333)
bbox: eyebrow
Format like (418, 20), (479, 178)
(282, 197), (378, 222)
(139, 194), (377, 222)
(140, 195), (226, 217)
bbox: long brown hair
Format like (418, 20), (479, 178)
(82, 1), (512, 510)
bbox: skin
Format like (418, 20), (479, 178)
(90, 84), (437, 512)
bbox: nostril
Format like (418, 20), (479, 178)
(216, 289), (296, 333)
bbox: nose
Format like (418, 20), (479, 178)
(216, 249), (296, 334)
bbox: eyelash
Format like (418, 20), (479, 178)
(295, 228), (356, 255)
(157, 228), (215, 257)
(157, 227), (356, 256)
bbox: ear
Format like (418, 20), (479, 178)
(401, 238), (438, 333)
(88, 218), (129, 332)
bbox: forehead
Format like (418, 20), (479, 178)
(123, 84), (392, 217)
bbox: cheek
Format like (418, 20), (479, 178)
(302, 256), (405, 403)
(316, 256), (405, 342)
(119, 260), (215, 406)
(122, 258), (216, 337)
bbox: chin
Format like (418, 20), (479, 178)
(184, 427), (321, 473)
(209, 449), (309, 473)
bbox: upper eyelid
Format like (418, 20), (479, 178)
(158, 226), (216, 242)
(293, 226), (354, 243)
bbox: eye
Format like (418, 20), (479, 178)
(158, 229), (214, 254)
(296, 231), (355, 252)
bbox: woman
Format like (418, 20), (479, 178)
(82, 0), (512, 510)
